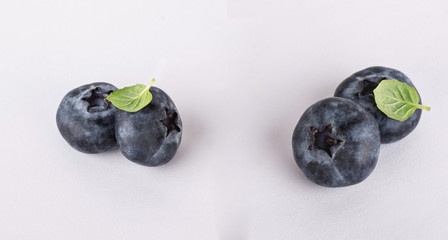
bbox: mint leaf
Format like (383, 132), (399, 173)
(373, 79), (431, 122)
(106, 79), (155, 112)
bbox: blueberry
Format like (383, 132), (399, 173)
(115, 87), (182, 166)
(334, 66), (422, 143)
(56, 82), (118, 153)
(292, 97), (380, 187)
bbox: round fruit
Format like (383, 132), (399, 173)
(56, 82), (118, 153)
(115, 87), (182, 166)
(292, 97), (380, 187)
(334, 66), (422, 143)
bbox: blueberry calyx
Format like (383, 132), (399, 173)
(358, 79), (381, 97)
(308, 124), (343, 158)
(160, 107), (181, 137)
(81, 87), (113, 112)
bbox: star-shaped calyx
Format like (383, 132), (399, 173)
(354, 78), (384, 99)
(160, 107), (181, 136)
(81, 87), (112, 112)
(308, 124), (343, 158)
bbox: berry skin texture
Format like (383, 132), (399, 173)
(115, 87), (182, 167)
(334, 66), (422, 143)
(292, 97), (381, 187)
(56, 82), (118, 153)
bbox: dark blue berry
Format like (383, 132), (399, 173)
(292, 97), (380, 187)
(334, 66), (422, 143)
(56, 82), (118, 153)
(115, 87), (182, 167)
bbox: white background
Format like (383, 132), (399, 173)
(1, 0), (447, 239)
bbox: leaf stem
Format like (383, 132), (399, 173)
(142, 78), (156, 95)
(416, 104), (431, 111)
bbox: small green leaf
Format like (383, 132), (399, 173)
(373, 79), (431, 122)
(106, 79), (155, 112)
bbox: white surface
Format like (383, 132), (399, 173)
(1, 0), (447, 239)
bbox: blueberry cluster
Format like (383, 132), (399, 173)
(292, 66), (423, 187)
(56, 82), (182, 167)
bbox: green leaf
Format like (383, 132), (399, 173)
(373, 79), (431, 122)
(106, 79), (155, 112)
